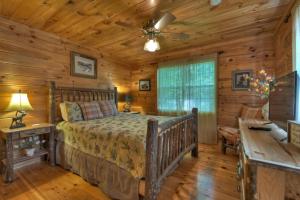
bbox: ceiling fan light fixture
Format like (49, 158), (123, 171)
(144, 38), (160, 52)
(210, 0), (222, 6)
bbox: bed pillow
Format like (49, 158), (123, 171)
(78, 101), (104, 120)
(60, 102), (83, 122)
(98, 100), (118, 117)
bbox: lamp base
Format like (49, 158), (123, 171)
(123, 103), (131, 112)
(9, 111), (27, 129)
(10, 123), (26, 129)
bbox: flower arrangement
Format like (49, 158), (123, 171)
(248, 69), (275, 100)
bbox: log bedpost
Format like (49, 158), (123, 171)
(49, 81), (56, 124)
(191, 108), (199, 158)
(114, 86), (118, 109)
(145, 119), (159, 200)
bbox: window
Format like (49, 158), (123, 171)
(293, 4), (300, 121)
(157, 60), (216, 113)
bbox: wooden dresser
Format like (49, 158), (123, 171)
(238, 118), (300, 200)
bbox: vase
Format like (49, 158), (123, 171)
(262, 101), (269, 120)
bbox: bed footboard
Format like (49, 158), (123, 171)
(144, 108), (198, 200)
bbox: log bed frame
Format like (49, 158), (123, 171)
(49, 81), (198, 200)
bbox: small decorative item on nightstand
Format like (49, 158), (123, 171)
(6, 91), (33, 129)
(0, 123), (55, 182)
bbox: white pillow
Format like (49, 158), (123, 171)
(60, 103), (68, 121)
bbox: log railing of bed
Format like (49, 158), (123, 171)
(145, 108), (198, 200)
(48, 81), (198, 200)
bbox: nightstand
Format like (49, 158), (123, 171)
(0, 123), (55, 182)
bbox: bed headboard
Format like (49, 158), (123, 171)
(49, 81), (118, 124)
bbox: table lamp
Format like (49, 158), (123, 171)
(6, 90), (33, 129)
(123, 94), (132, 112)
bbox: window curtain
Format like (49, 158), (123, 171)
(293, 1), (300, 121)
(157, 59), (217, 144)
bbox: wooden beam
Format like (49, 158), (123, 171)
(192, 108), (199, 158)
(274, 0), (297, 35)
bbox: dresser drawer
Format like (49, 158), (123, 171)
(19, 127), (50, 138)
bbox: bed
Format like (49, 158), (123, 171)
(49, 81), (198, 200)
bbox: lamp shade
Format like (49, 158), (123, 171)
(6, 92), (33, 112)
(125, 94), (132, 102)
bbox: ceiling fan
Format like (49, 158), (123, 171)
(142, 1), (222, 53)
(142, 12), (176, 52)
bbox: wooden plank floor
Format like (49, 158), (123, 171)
(0, 144), (239, 200)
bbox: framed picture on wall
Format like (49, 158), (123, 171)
(232, 70), (252, 90)
(70, 51), (97, 79)
(139, 79), (151, 91)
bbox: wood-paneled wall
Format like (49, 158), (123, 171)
(275, 17), (293, 77)
(131, 34), (275, 127)
(131, 64), (158, 115)
(0, 17), (131, 128)
(0, 15), (282, 129)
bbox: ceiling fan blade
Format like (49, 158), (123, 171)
(161, 32), (190, 40)
(154, 12), (176, 30)
(172, 32), (190, 40)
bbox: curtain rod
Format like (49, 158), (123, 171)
(158, 53), (218, 67)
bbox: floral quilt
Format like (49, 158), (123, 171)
(56, 113), (175, 178)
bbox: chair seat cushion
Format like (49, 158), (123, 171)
(219, 126), (239, 134)
(218, 126), (240, 144)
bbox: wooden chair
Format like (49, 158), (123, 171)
(218, 126), (240, 154)
(218, 104), (264, 154)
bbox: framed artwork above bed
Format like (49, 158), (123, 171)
(70, 51), (97, 79)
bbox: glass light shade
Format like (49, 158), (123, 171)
(144, 38), (160, 52)
(210, 0), (222, 6)
(6, 93), (33, 111)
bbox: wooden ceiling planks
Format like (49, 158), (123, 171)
(0, 0), (291, 65)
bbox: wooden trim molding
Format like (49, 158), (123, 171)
(157, 53), (218, 67)
(275, 0), (297, 34)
